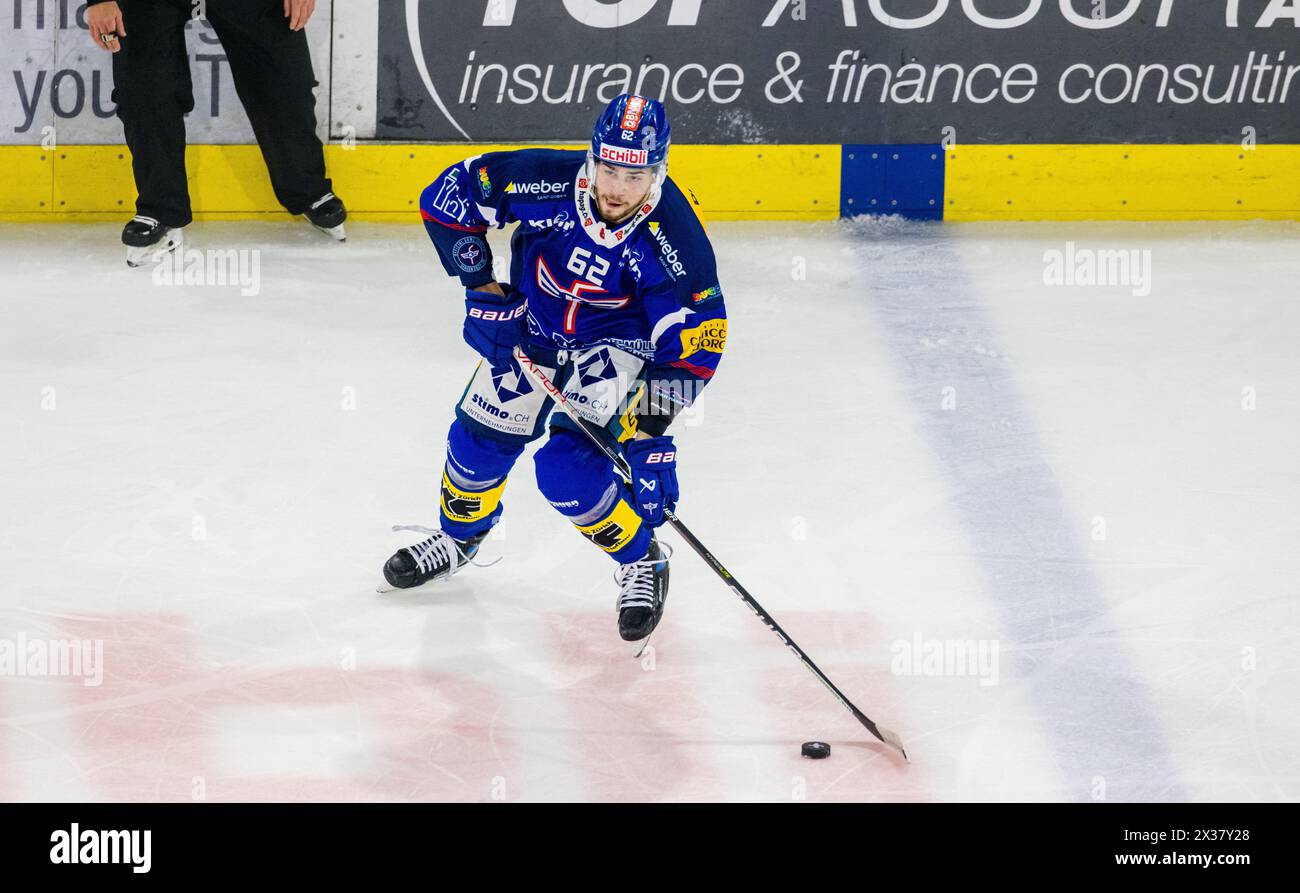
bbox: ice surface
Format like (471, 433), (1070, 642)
(1, 218), (1296, 801)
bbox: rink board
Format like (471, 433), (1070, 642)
(0, 144), (839, 224)
(2, 143), (1300, 222)
(944, 145), (1300, 222)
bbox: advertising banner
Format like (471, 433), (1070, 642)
(376, 0), (1300, 144)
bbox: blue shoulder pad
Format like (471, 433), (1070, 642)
(643, 178), (724, 308)
(470, 148), (585, 214)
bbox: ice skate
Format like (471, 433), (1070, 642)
(305, 192), (347, 241)
(122, 215), (183, 267)
(616, 536), (671, 645)
(380, 527), (489, 592)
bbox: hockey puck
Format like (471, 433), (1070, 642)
(801, 741), (831, 759)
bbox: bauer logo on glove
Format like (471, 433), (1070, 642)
(463, 286), (528, 365)
(467, 304), (527, 322)
(625, 436), (679, 527)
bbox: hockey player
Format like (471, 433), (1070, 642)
(383, 94), (727, 643)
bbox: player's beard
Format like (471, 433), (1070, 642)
(592, 184), (651, 226)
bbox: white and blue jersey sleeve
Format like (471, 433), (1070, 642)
(418, 148), (583, 287)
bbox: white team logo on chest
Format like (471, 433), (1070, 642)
(535, 245), (630, 334)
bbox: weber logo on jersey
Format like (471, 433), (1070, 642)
(506, 179), (569, 195)
(648, 221), (685, 278)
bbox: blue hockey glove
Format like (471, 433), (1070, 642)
(624, 436), (679, 527)
(463, 286), (527, 365)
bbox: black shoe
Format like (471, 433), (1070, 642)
(616, 537), (671, 642)
(383, 529), (488, 590)
(305, 192), (347, 241)
(122, 215), (182, 267)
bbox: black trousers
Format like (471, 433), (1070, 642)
(111, 0), (332, 227)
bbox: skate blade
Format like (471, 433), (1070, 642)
(312, 222), (346, 242)
(376, 572), (451, 594)
(125, 228), (183, 267)
(376, 579), (432, 594)
(630, 628), (657, 660)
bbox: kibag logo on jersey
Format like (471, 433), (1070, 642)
(528, 210), (576, 232)
(624, 246), (647, 277)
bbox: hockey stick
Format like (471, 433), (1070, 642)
(513, 347), (908, 761)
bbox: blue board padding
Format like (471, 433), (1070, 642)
(841, 144), (945, 220)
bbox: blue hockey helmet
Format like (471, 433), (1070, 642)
(589, 94), (671, 171)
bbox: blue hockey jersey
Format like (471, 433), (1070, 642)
(418, 149), (727, 428)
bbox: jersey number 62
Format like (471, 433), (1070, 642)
(567, 247), (610, 287)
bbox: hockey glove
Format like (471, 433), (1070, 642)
(625, 436), (679, 528)
(463, 286), (527, 365)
